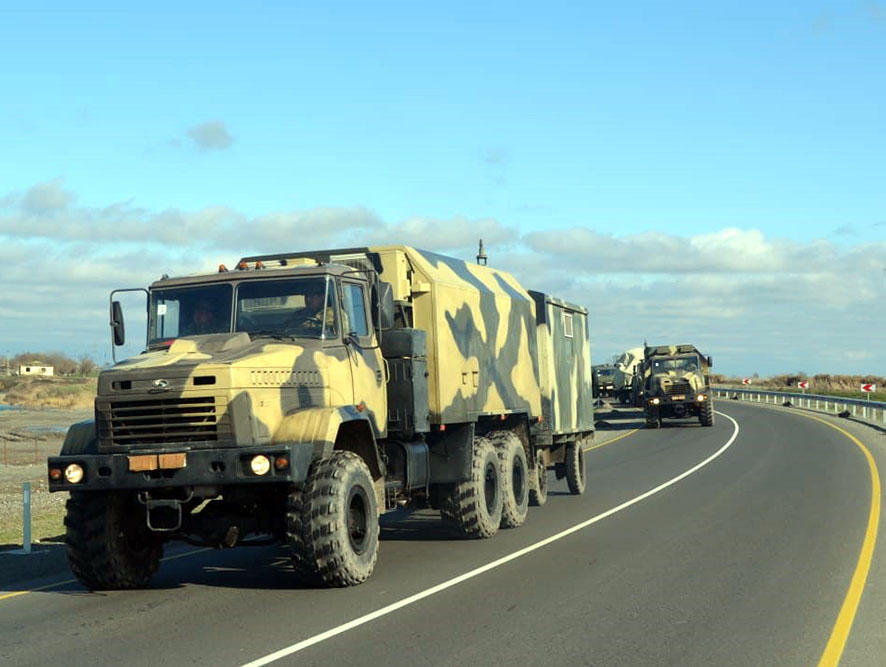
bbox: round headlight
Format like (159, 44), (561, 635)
(651, 397), (661, 406)
(250, 455), (271, 476)
(697, 393), (707, 402)
(64, 463), (85, 484)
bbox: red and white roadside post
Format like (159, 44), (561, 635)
(797, 381), (809, 403)
(861, 384), (877, 421)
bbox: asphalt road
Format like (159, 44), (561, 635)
(1, 401), (883, 666)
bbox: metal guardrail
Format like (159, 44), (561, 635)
(713, 387), (886, 427)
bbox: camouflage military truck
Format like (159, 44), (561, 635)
(639, 344), (714, 428)
(48, 246), (594, 589)
(612, 346), (644, 405)
(592, 364), (617, 398)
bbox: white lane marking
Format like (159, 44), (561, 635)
(243, 412), (740, 667)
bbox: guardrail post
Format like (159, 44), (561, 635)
(22, 481), (32, 554)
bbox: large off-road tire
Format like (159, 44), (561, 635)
(64, 491), (164, 590)
(529, 448), (548, 507)
(287, 451), (379, 587)
(699, 399), (715, 427)
(565, 441), (586, 495)
(440, 436), (502, 538)
(488, 431), (529, 528)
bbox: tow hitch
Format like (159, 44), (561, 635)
(139, 490), (192, 532)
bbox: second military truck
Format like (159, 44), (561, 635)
(639, 344), (714, 428)
(48, 246), (594, 588)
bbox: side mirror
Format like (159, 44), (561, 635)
(377, 281), (395, 330)
(707, 356), (713, 368)
(111, 300), (126, 346)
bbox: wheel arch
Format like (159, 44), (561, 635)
(274, 406), (384, 480)
(60, 420), (98, 455)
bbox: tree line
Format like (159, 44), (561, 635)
(2, 352), (98, 376)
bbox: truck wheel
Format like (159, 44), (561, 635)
(64, 491), (163, 590)
(489, 431), (529, 528)
(645, 412), (660, 429)
(699, 399), (715, 427)
(529, 448), (548, 507)
(287, 451), (379, 587)
(440, 436), (502, 538)
(565, 441), (586, 495)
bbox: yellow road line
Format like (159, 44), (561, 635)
(0, 547), (211, 603)
(585, 428), (639, 452)
(804, 416), (881, 667)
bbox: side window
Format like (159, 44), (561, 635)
(342, 283), (369, 337)
(154, 300), (181, 338)
(563, 312), (574, 338)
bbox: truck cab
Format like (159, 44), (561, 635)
(641, 344), (714, 428)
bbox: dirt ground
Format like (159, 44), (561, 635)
(0, 404), (93, 550)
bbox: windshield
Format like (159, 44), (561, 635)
(148, 276), (338, 345)
(651, 355), (700, 373)
(596, 368), (615, 377)
(235, 277), (337, 339)
(149, 284), (233, 344)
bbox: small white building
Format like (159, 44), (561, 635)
(19, 363), (54, 376)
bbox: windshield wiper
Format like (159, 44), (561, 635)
(246, 330), (297, 341)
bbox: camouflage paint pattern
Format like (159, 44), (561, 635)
(88, 246), (592, 485)
(96, 334), (376, 453)
(641, 344), (711, 396)
(372, 246), (542, 424)
(532, 293), (594, 434)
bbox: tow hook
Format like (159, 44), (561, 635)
(144, 498), (183, 532)
(139, 490), (192, 532)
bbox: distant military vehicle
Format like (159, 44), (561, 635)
(612, 346), (644, 405)
(592, 364), (617, 398)
(48, 245), (594, 589)
(639, 344), (714, 428)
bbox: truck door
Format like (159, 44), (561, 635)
(340, 279), (388, 437)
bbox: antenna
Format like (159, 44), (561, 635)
(476, 239), (487, 265)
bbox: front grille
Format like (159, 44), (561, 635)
(667, 380), (692, 396)
(101, 396), (227, 447)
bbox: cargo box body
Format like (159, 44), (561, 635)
(375, 246), (542, 425)
(530, 291), (594, 436)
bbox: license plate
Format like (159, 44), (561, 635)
(159, 453), (187, 469)
(128, 453), (187, 471)
(670, 394), (685, 401)
(129, 454), (158, 472)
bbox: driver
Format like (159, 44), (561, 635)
(290, 283), (335, 335)
(187, 299), (217, 335)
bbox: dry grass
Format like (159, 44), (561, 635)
(2, 376), (96, 409)
(1, 386), (92, 547)
(0, 491), (67, 546)
(0, 465), (67, 547)
(714, 373), (886, 402)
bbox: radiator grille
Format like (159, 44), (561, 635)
(667, 380), (693, 396)
(101, 396), (227, 447)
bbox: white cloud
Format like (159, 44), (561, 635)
(186, 120), (234, 151)
(1, 181), (883, 376)
(15, 178), (75, 214)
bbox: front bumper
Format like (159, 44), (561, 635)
(646, 394), (709, 418)
(47, 444), (314, 492)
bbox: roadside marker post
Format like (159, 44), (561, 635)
(22, 481), (32, 554)
(860, 384), (876, 420)
(8, 482), (34, 555)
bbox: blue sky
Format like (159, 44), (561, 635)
(1, 2), (884, 376)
